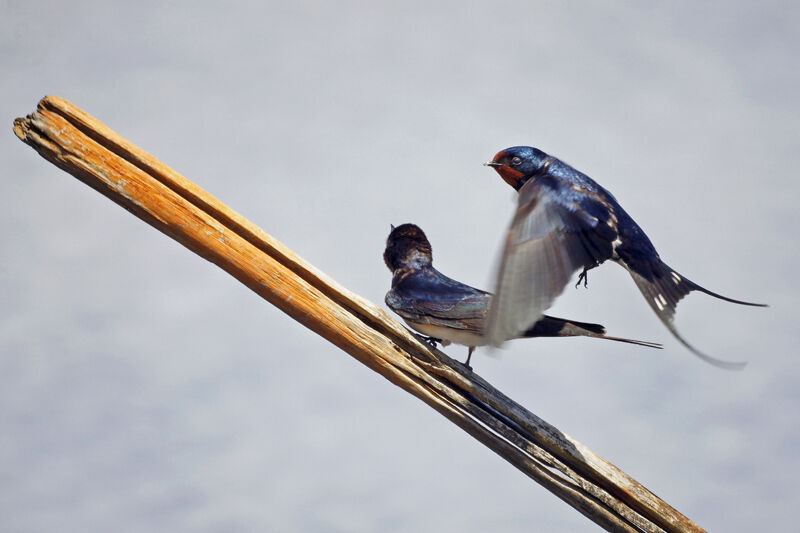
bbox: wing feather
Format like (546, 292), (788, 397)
(385, 278), (490, 334)
(485, 176), (616, 346)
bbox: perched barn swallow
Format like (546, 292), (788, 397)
(383, 223), (661, 367)
(485, 146), (767, 369)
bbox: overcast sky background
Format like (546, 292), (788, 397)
(1, 2), (798, 531)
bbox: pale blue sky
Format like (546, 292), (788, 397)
(1, 2), (798, 531)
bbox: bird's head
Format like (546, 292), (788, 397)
(384, 223), (433, 272)
(485, 146), (550, 190)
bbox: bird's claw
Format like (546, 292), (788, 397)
(576, 268), (590, 289)
(422, 336), (442, 349)
(463, 347), (475, 370)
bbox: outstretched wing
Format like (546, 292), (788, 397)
(485, 175), (618, 346)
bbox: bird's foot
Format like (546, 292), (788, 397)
(422, 336), (442, 349)
(575, 269), (588, 288)
(575, 265), (594, 289)
(463, 347), (475, 371)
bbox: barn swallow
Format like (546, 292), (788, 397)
(485, 146), (767, 369)
(383, 223), (661, 367)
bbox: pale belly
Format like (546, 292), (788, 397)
(405, 321), (486, 347)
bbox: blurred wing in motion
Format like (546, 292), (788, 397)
(485, 175), (617, 346)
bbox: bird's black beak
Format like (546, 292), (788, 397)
(484, 161), (500, 167)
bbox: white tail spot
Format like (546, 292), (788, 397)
(654, 295), (665, 311)
(671, 271), (682, 284)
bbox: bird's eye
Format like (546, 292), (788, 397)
(511, 156), (522, 166)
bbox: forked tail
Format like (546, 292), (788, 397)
(625, 258), (767, 369)
(524, 315), (662, 349)
(595, 334), (663, 349)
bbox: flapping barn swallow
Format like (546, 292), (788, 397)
(485, 146), (766, 369)
(384, 223), (661, 367)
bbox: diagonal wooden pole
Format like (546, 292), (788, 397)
(14, 96), (705, 533)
